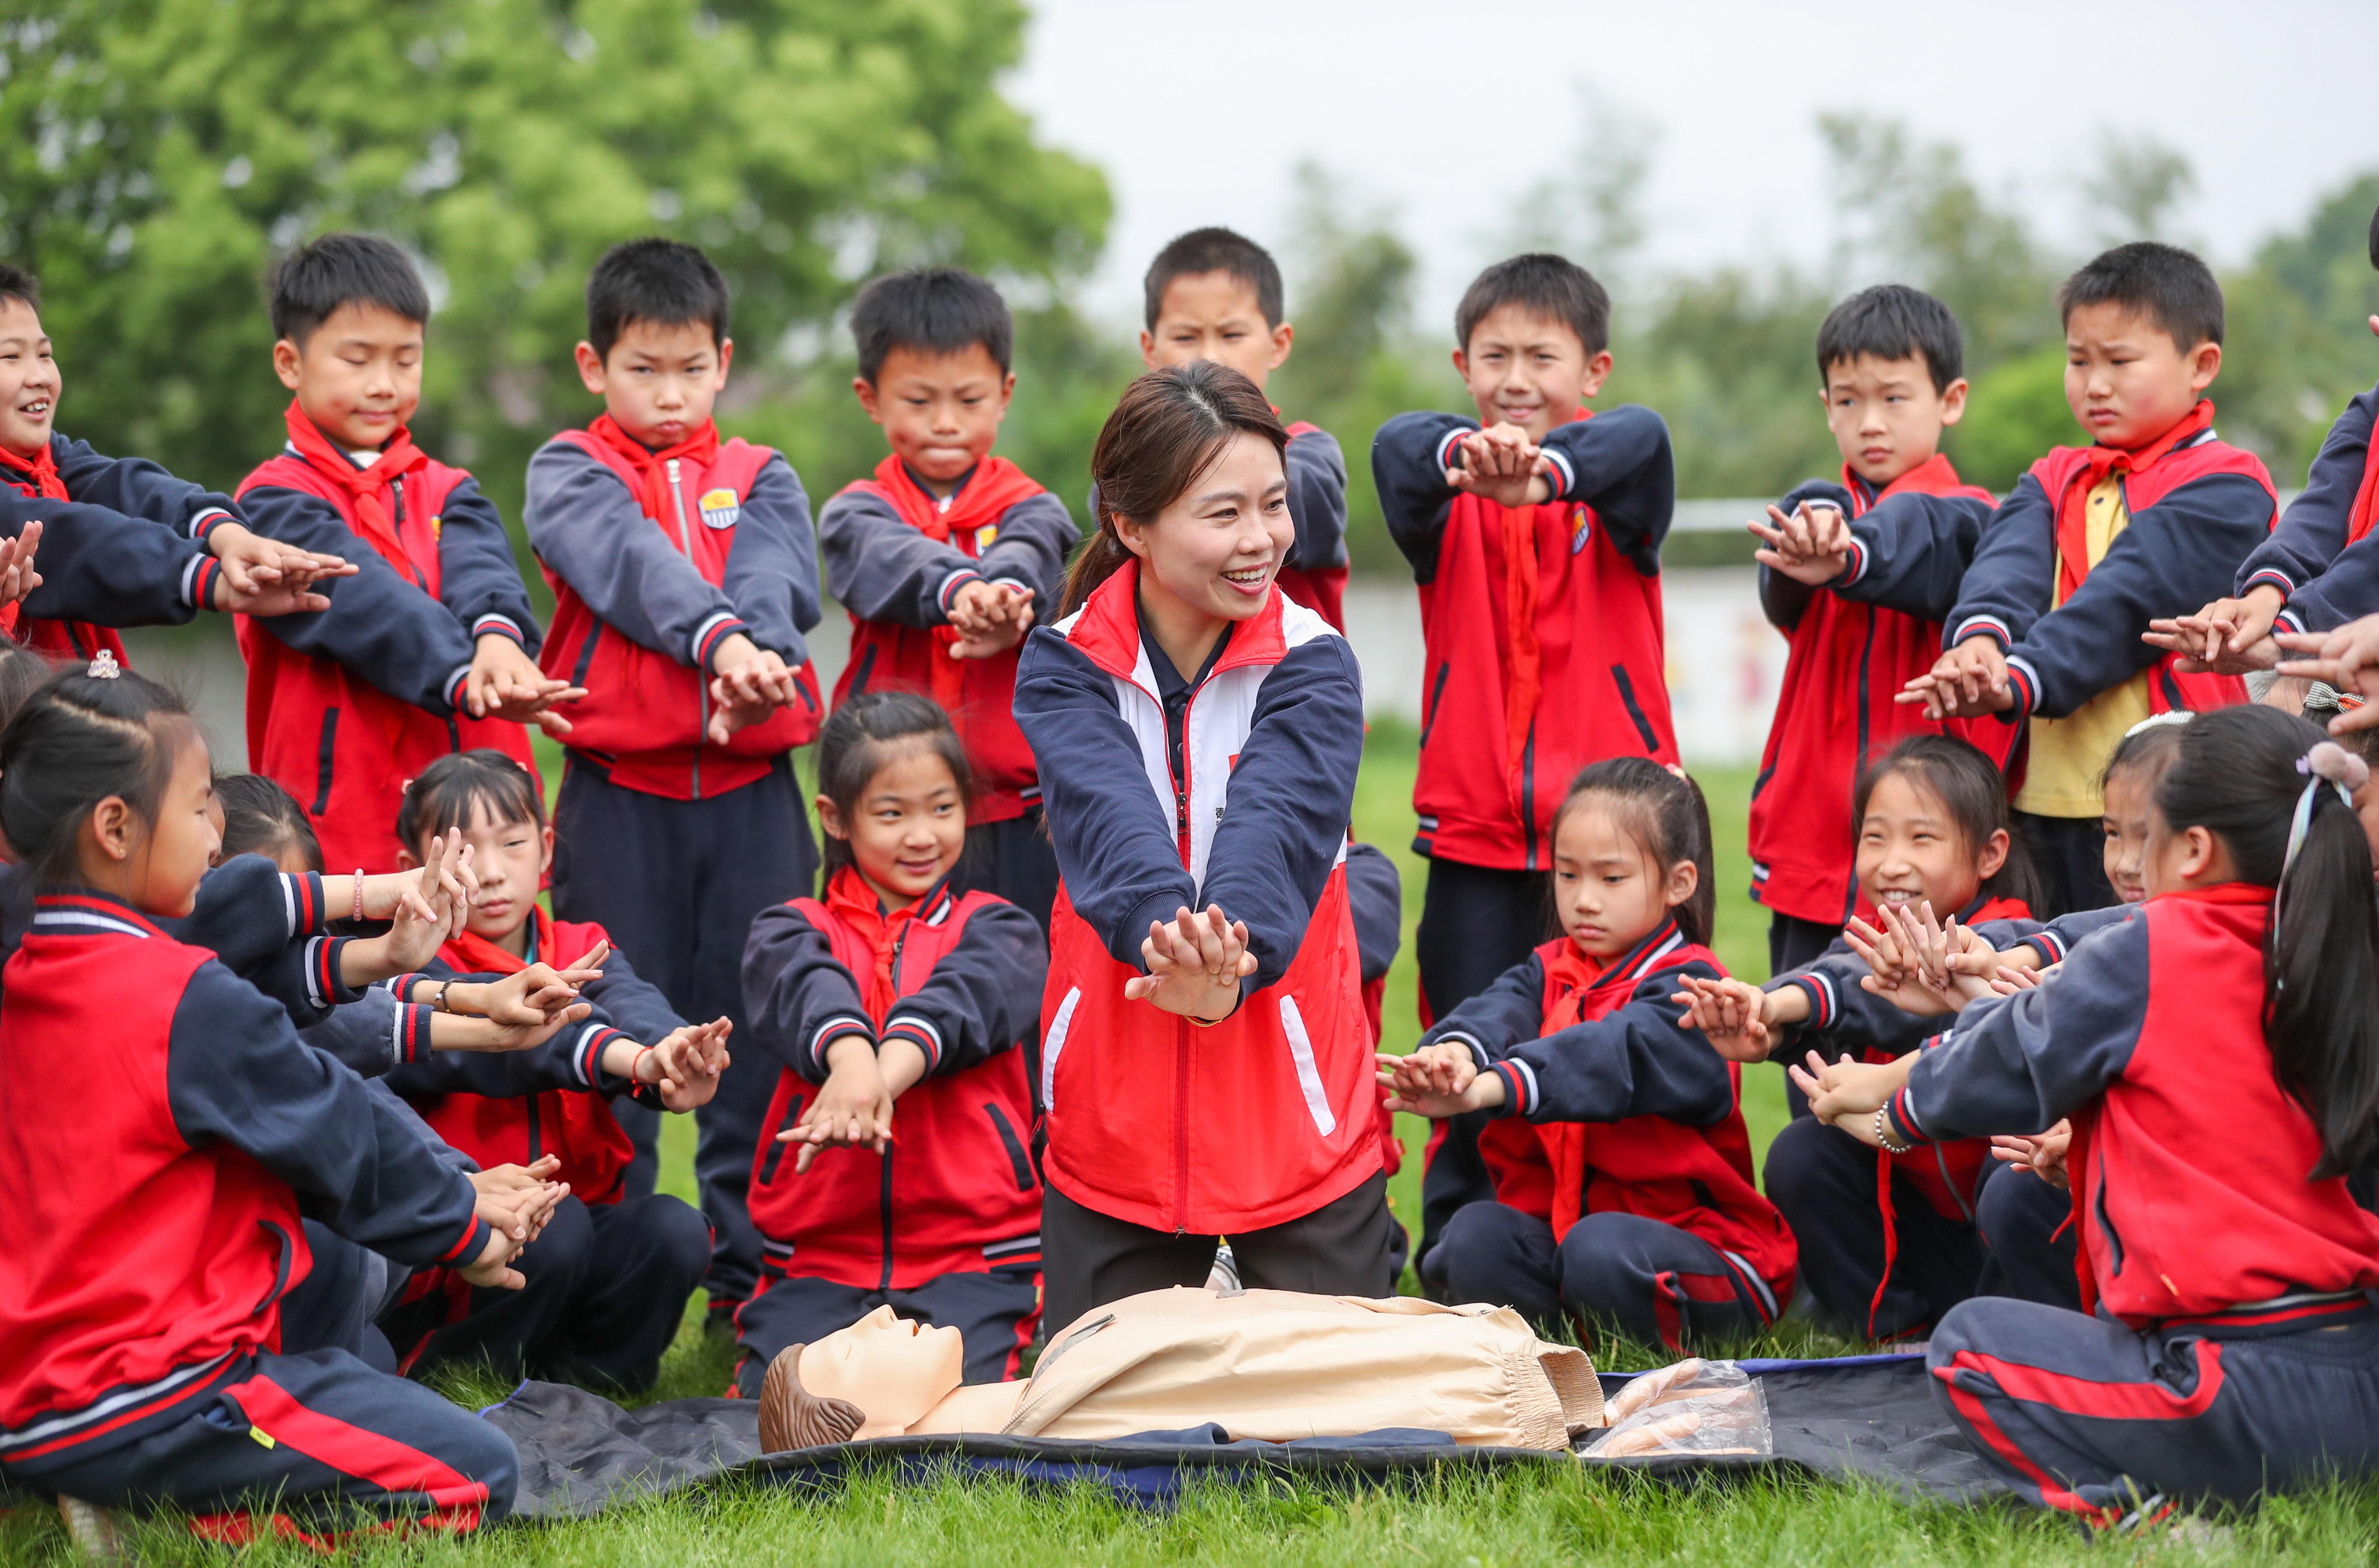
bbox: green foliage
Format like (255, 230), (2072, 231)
(1946, 341), (2072, 493)
(0, 0), (1110, 520)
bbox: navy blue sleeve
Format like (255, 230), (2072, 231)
(524, 438), (748, 667)
(1013, 629), (1197, 969)
(720, 453), (820, 667)
(1835, 490), (1994, 623)
(1756, 479), (1850, 630)
(299, 989), (430, 1079)
(52, 434), (240, 539)
(1195, 636), (1367, 993)
(383, 1005), (630, 1101)
(1372, 412), (1474, 582)
(740, 902), (874, 1083)
(1343, 842), (1404, 986)
(430, 476), (540, 655)
(170, 857), (321, 976)
(1896, 915), (2148, 1145)
(1495, 958), (1736, 1128)
(2019, 902), (2140, 966)
(1765, 936), (1932, 1057)
(1942, 474), (2058, 653)
(819, 485), (980, 630)
(238, 485), (476, 715)
(364, 1076), (476, 1174)
(2278, 541), (2379, 635)
(2239, 385), (2376, 602)
(1283, 427), (1350, 573)
(973, 492), (1079, 616)
(0, 490), (211, 627)
(880, 901), (1047, 1077)
(164, 959), (488, 1269)
(580, 944), (690, 1041)
(1418, 952), (1547, 1062)
(1538, 406), (1674, 576)
(1999, 474), (2275, 720)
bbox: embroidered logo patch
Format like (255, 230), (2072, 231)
(698, 488), (740, 529)
(1569, 504), (1592, 554)
(975, 523), (999, 551)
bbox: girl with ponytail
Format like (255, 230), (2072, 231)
(1793, 703), (2379, 1518)
(1016, 363), (1384, 1333)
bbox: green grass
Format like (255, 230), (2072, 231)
(9, 724), (2375, 1562)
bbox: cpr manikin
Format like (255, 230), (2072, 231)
(757, 1288), (1605, 1454)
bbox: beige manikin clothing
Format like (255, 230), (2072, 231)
(1002, 1288), (1604, 1449)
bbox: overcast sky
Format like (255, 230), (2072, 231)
(1006, 0), (2379, 329)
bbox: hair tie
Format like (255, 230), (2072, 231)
(2279, 743), (2369, 919)
(2121, 711), (2193, 740)
(85, 651), (120, 680)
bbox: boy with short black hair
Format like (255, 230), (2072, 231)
(0, 263), (351, 661)
(1907, 242), (2276, 916)
(818, 267), (1076, 929)
(1373, 251), (1677, 1274)
(1745, 283), (2002, 976)
(525, 236), (823, 1322)
(1139, 226), (1351, 629)
(236, 234), (573, 874)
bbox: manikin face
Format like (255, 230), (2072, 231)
(797, 1305), (965, 1438)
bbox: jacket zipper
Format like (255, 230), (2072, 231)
(882, 919), (913, 1285)
(1170, 682), (1202, 1233)
(667, 458), (703, 800)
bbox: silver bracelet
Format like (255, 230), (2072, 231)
(1875, 1106), (1913, 1155)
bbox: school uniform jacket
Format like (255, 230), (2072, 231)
(1014, 563), (1376, 1234)
(1749, 460), (2012, 922)
(0, 466), (230, 666)
(0, 892), (486, 1467)
(1935, 404), (2276, 739)
(2235, 383), (2379, 634)
(235, 406), (542, 872)
(1890, 884), (2379, 1331)
(526, 415), (823, 800)
(385, 911), (686, 1208)
(741, 868), (1046, 1289)
(821, 456), (1074, 822)
(1374, 407), (1677, 869)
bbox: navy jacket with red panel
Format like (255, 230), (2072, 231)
(1891, 885), (2379, 1331)
(0, 891), (486, 1468)
(1014, 564), (1377, 1234)
(525, 415), (823, 801)
(386, 911), (686, 1209)
(1933, 405), (2275, 739)
(1374, 406), (1677, 869)
(235, 406), (542, 872)
(740, 868), (1046, 1290)
(821, 456), (1074, 822)
(1748, 458), (2016, 924)
(2235, 382), (2379, 635)
(1421, 921), (1796, 1316)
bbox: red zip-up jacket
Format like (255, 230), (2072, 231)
(1748, 456), (2007, 925)
(1375, 407), (1678, 869)
(741, 869), (1046, 1296)
(819, 456), (1075, 823)
(1014, 566), (1377, 1234)
(528, 417), (822, 800)
(1425, 922), (1796, 1318)
(0, 892), (485, 1468)
(1893, 884), (2379, 1333)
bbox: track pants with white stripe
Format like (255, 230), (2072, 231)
(4, 1349), (516, 1533)
(1929, 1298), (2379, 1517)
(1428, 1199), (1770, 1352)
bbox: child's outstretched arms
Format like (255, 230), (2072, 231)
(780, 1032), (895, 1172)
(1376, 1043), (1507, 1119)
(1672, 974), (1783, 1062)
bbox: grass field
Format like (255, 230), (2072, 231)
(7, 723), (2377, 1563)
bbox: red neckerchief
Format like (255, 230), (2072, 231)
(584, 412), (722, 529)
(2053, 400), (2215, 604)
(440, 912), (538, 976)
(280, 400), (429, 574)
(2348, 433), (2379, 548)
(1495, 408), (1590, 803)
(0, 441), (65, 502)
(822, 864), (944, 1018)
(1537, 919), (1666, 1028)
(866, 453), (1046, 723)
(1856, 452), (1965, 504)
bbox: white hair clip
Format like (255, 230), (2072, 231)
(2121, 711), (2194, 739)
(86, 651), (120, 680)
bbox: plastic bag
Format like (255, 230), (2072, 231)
(1576, 1358), (1771, 1460)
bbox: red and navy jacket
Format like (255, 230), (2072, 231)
(1422, 921), (1797, 1319)
(1013, 563), (1378, 1234)
(1936, 403), (2276, 743)
(386, 911), (686, 1208)
(1748, 459), (2014, 924)
(820, 455), (1074, 823)
(235, 405), (542, 872)
(0, 434), (239, 662)
(2235, 381), (2379, 635)
(526, 415), (823, 800)
(0, 891), (485, 1469)
(1374, 406), (1678, 869)
(1892, 884), (2379, 1332)
(741, 868), (1046, 1292)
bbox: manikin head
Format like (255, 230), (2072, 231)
(772, 1306), (965, 1445)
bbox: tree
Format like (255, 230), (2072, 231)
(0, 0), (1110, 517)
(2084, 135), (2195, 244)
